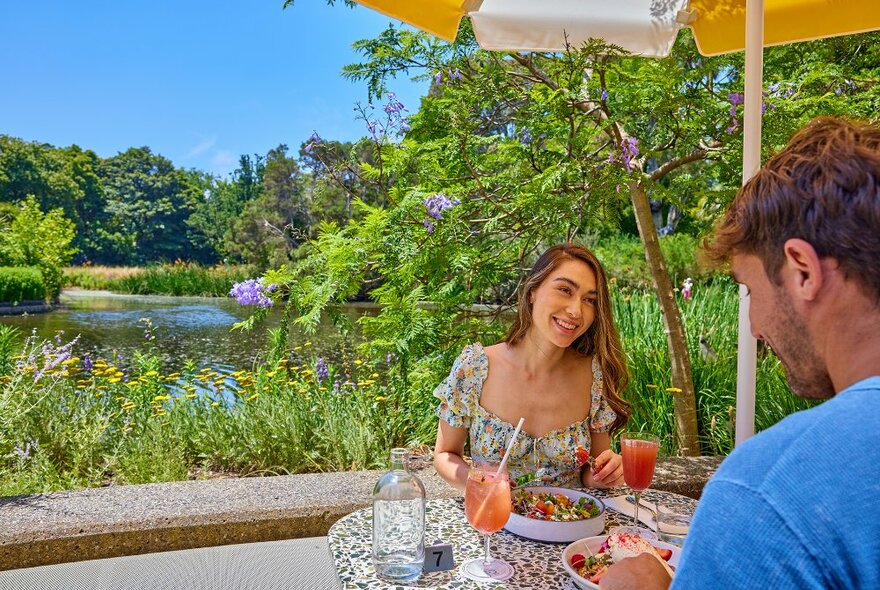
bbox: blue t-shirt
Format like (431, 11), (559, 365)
(672, 377), (880, 589)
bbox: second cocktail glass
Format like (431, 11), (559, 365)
(461, 464), (514, 582)
(621, 432), (660, 527)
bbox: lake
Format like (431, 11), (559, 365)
(0, 290), (369, 373)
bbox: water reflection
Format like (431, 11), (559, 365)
(0, 290), (368, 373)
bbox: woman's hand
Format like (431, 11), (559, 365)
(584, 449), (624, 488)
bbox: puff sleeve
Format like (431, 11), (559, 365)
(433, 344), (486, 430)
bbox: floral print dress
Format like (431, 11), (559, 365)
(434, 343), (617, 488)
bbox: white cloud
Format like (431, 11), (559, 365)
(211, 150), (237, 174)
(185, 137), (217, 158)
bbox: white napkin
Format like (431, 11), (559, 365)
(602, 495), (656, 529)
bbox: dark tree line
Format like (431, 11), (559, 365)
(0, 135), (377, 268)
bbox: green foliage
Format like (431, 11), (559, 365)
(64, 263), (255, 297)
(0, 196), (76, 298)
(590, 233), (717, 288)
(0, 267), (47, 303)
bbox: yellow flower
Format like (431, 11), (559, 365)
(666, 387), (683, 393)
(371, 373), (379, 378)
(153, 394), (171, 402)
(108, 377), (121, 384)
(293, 346), (302, 352)
(646, 384), (658, 389)
(145, 370), (158, 377)
(303, 341), (312, 347)
(298, 388), (308, 394)
(375, 396), (386, 401)
(211, 402), (220, 407)
(185, 393), (197, 399)
(114, 371), (124, 378)
(200, 368), (212, 373)
(354, 359), (363, 366)
(167, 372), (181, 378)
(247, 393), (259, 401)
(266, 371), (277, 378)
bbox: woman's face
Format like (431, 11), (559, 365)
(528, 258), (598, 349)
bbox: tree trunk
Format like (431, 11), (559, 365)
(628, 180), (701, 456)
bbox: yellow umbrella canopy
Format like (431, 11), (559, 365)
(352, 0), (880, 57)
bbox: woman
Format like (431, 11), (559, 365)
(433, 243), (630, 491)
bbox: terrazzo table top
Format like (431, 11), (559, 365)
(329, 488), (696, 590)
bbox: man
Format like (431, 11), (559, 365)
(601, 117), (880, 589)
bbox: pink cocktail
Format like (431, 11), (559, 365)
(461, 465), (514, 582)
(621, 433), (660, 526)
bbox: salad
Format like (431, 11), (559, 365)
(568, 532), (674, 584)
(511, 489), (601, 521)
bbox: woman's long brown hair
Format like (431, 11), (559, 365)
(504, 243), (631, 432)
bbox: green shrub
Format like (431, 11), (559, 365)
(0, 267), (47, 303)
(591, 233), (718, 288)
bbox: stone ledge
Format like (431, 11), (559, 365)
(0, 457), (722, 571)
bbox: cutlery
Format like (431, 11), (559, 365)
(625, 494), (657, 522)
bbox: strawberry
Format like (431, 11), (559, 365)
(569, 553), (586, 569)
(654, 547), (673, 561)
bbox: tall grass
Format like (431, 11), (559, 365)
(614, 279), (817, 455)
(64, 263), (257, 297)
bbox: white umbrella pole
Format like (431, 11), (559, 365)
(735, 0), (763, 446)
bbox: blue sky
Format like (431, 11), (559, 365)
(0, 0), (427, 177)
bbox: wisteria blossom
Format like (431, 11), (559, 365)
(423, 193), (461, 232)
(356, 92), (411, 142)
(229, 278), (275, 308)
(304, 132), (322, 154)
(620, 137), (640, 172)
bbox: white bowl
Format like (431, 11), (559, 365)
(504, 487), (605, 543)
(561, 535), (682, 590)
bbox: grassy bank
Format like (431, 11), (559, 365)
(0, 282), (813, 495)
(64, 263), (257, 297)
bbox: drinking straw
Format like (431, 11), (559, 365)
(495, 417), (525, 478)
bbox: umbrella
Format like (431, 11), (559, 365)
(350, 0), (880, 445)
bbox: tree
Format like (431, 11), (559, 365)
(225, 145), (308, 268)
(97, 147), (196, 264)
(187, 155), (265, 262)
(0, 196), (77, 299)
(263, 19), (878, 454)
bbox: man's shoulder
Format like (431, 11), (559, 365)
(713, 376), (880, 488)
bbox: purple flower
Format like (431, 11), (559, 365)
(433, 71), (443, 85)
(620, 138), (640, 172)
(449, 68), (463, 82)
(83, 353), (93, 372)
(601, 88), (608, 101)
(229, 278), (274, 308)
(333, 379), (341, 394)
(728, 92), (744, 106)
(304, 132), (322, 155)
(423, 193), (461, 230)
(316, 357), (329, 384)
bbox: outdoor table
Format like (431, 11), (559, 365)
(328, 488), (697, 589)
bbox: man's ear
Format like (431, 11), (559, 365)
(782, 239), (823, 301)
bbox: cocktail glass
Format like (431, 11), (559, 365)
(620, 432), (660, 528)
(461, 464), (514, 582)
